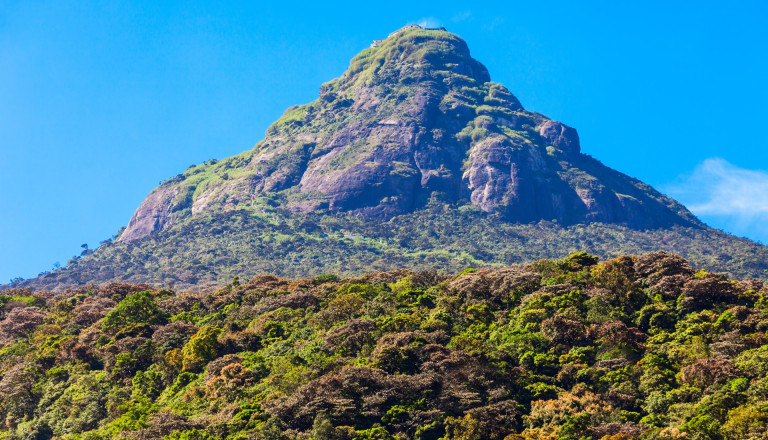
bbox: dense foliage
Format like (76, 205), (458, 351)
(2, 252), (768, 439)
(16, 206), (768, 292)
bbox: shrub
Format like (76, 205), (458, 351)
(0, 306), (45, 338)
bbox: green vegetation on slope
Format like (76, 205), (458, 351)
(17, 205), (768, 292)
(2, 252), (768, 439)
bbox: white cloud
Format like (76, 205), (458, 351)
(668, 158), (768, 215)
(412, 17), (443, 29)
(664, 158), (768, 242)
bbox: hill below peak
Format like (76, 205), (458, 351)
(4, 252), (768, 439)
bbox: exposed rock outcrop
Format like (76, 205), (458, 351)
(121, 186), (179, 242)
(120, 27), (700, 242)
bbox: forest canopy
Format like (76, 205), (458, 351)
(1, 252), (767, 439)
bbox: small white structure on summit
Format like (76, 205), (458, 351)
(370, 24), (447, 48)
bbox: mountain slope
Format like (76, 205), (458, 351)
(17, 207), (768, 292)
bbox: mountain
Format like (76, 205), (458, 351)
(120, 26), (699, 242)
(11, 26), (768, 291)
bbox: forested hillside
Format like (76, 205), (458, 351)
(2, 252), (767, 439)
(16, 207), (768, 292)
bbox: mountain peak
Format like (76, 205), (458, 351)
(348, 25), (491, 86)
(119, 29), (699, 242)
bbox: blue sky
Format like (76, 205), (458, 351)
(1, 1), (767, 282)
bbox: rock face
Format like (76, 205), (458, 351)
(120, 186), (179, 242)
(121, 27), (700, 242)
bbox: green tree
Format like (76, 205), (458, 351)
(102, 290), (166, 330)
(182, 326), (221, 372)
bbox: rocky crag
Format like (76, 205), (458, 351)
(120, 26), (700, 242)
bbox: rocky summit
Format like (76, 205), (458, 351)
(120, 26), (700, 242)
